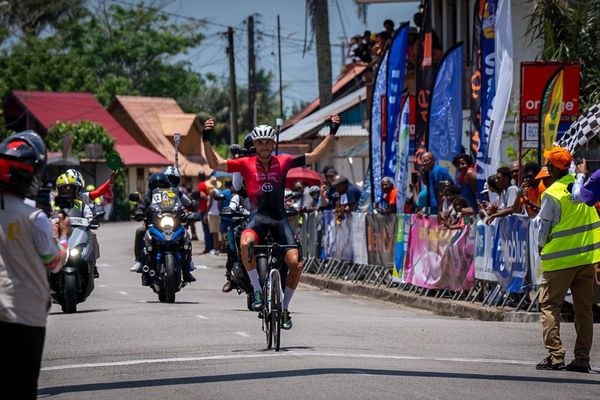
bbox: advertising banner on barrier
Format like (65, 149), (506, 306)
(366, 214), (397, 267)
(393, 214), (411, 282)
(439, 224), (476, 291)
(352, 212), (369, 265)
(335, 214), (354, 261)
(492, 215), (529, 293)
(321, 211), (336, 259)
(528, 217), (542, 285)
(404, 215), (453, 288)
(474, 218), (498, 281)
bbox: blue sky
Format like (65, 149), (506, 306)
(109, 0), (419, 114)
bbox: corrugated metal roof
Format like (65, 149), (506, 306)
(283, 64), (367, 129)
(317, 124), (368, 137)
(10, 90), (171, 166)
(279, 87), (367, 142)
(111, 95), (210, 177)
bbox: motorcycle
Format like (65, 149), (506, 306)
(220, 206), (254, 310)
(49, 196), (101, 313)
(130, 188), (192, 303)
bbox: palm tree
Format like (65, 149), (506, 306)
(306, 0), (333, 108)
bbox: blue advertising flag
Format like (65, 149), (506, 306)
(428, 42), (463, 165)
(395, 94), (410, 211)
(383, 22), (409, 179)
(476, 0), (497, 196)
(370, 50), (389, 204)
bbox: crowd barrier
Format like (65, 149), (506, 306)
(297, 211), (600, 314)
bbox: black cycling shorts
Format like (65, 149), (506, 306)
(243, 213), (297, 250)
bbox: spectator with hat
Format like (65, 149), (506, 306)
(320, 167), (339, 210)
(536, 146), (600, 373)
(332, 176), (362, 213)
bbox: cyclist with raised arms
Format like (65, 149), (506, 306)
(202, 114), (340, 330)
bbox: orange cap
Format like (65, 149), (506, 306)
(543, 146), (572, 170)
(535, 166), (550, 180)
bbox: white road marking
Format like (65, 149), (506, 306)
(96, 263), (111, 267)
(98, 284), (107, 288)
(41, 351), (554, 372)
(195, 264), (211, 270)
(235, 331), (251, 338)
(196, 315), (208, 319)
(118, 291), (128, 296)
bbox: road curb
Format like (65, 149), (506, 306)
(300, 274), (541, 323)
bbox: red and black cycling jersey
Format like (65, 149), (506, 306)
(227, 154), (305, 219)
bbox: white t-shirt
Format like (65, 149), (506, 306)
(498, 185), (519, 209)
(208, 188), (220, 216)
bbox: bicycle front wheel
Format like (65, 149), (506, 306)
(270, 270), (282, 351)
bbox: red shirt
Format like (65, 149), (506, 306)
(196, 181), (209, 213)
(227, 154), (305, 219)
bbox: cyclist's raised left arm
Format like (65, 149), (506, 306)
(305, 114), (340, 165)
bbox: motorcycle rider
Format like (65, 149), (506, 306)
(54, 169), (116, 278)
(203, 114), (340, 330)
(0, 131), (70, 399)
(131, 172), (196, 283)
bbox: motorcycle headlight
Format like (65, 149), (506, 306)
(159, 216), (175, 234)
(70, 247), (80, 257)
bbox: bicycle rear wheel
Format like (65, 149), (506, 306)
(264, 278), (272, 349)
(270, 270), (282, 351)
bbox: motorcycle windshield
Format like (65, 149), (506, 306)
(149, 188), (182, 213)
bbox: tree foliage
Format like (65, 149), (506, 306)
(46, 121), (115, 158)
(526, 0), (600, 107)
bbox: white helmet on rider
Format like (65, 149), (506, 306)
(250, 125), (277, 142)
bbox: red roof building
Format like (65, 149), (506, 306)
(3, 90), (171, 166)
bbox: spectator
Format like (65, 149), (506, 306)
(443, 196), (471, 230)
(205, 176), (222, 255)
(377, 176), (398, 215)
(196, 173), (213, 253)
(572, 159), (600, 207)
(418, 152), (453, 214)
(332, 176), (362, 212)
(407, 27), (419, 66)
(372, 31), (391, 62)
(478, 175), (501, 218)
(536, 146), (600, 373)
(383, 19), (395, 35)
(485, 166), (520, 225)
(520, 161), (544, 218)
(304, 185), (322, 212)
(452, 153), (478, 212)
(0, 131), (70, 399)
(102, 184), (114, 222)
(509, 161), (520, 185)
(438, 183), (460, 223)
(291, 180), (308, 211)
(321, 167), (339, 210)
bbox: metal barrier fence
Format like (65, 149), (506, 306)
(296, 211), (545, 314)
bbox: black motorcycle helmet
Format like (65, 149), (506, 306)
(243, 132), (254, 151)
(163, 165), (181, 187)
(0, 130), (47, 198)
(148, 172), (171, 192)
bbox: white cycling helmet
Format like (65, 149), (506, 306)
(250, 124), (277, 141)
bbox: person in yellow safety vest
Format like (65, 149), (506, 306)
(536, 146), (600, 373)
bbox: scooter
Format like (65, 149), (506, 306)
(49, 197), (101, 313)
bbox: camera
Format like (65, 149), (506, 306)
(229, 144), (256, 159)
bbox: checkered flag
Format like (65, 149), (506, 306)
(558, 103), (600, 154)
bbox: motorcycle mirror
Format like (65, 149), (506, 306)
(89, 219), (100, 230)
(214, 193), (226, 201)
(129, 192), (141, 203)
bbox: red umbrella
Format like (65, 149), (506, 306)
(286, 166), (323, 188)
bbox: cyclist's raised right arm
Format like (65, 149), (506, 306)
(201, 118), (228, 171)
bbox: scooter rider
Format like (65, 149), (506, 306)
(130, 172), (196, 283)
(203, 114), (340, 330)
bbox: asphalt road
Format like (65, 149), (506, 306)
(38, 221), (600, 399)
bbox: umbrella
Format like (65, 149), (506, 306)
(286, 166), (323, 188)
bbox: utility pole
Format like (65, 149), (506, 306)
(277, 14), (283, 119)
(247, 15), (256, 129)
(227, 26), (239, 144)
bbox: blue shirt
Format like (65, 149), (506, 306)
(421, 165), (453, 214)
